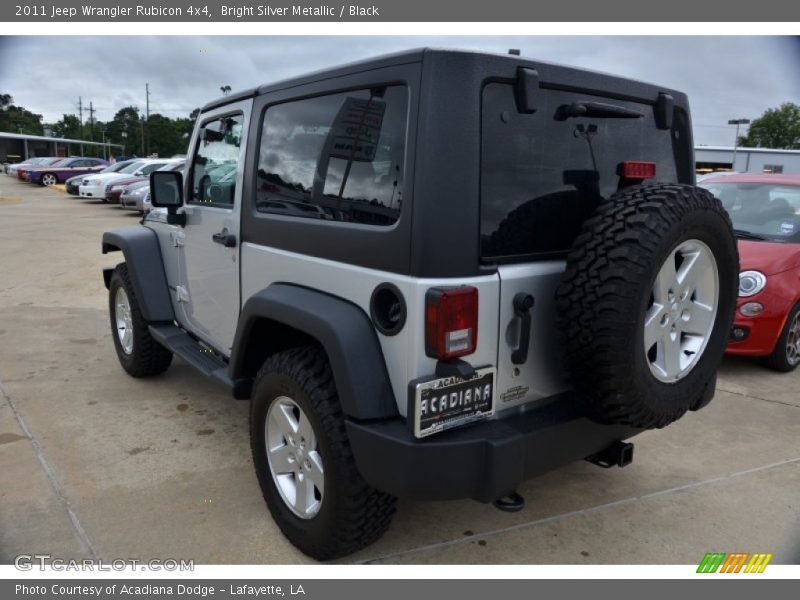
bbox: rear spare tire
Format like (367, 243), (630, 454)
(556, 183), (738, 429)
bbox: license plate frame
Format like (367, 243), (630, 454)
(409, 367), (495, 438)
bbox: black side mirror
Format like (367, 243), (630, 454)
(150, 171), (185, 226)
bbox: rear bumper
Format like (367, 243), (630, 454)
(345, 393), (641, 503)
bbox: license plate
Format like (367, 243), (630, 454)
(410, 367), (495, 438)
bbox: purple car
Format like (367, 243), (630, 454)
(25, 157), (109, 186)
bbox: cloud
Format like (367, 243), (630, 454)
(1, 35), (798, 145)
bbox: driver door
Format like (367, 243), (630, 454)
(175, 101), (250, 354)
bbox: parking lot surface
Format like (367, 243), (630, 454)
(1, 177), (798, 565)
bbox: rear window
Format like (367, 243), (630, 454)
(480, 83), (688, 260)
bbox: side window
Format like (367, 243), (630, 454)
(256, 85), (408, 226)
(189, 114), (244, 206)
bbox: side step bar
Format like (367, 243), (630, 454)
(148, 324), (233, 389)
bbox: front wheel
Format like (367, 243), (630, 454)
(764, 304), (800, 372)
(250, 346), (396, 560)
(108, 263), (173, 377)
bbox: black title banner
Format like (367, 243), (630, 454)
(3, 0), (799, 22)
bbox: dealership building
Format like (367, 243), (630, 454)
(0, 131), (123, 163)
(695, 145), (800, 175)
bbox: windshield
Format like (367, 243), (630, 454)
(141, 162), (168, 175)
(701, 182), (800, 243)
(101, 160), (134, 174)
(119, 161), (145, 174)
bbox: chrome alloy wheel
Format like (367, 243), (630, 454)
(266, 396), (324, 519)
(114, 286), (134, 355)
(786, 311), (800, 366)
(42, 173), (57, 186)
(644, 239), (719, 382)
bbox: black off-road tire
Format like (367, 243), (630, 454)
(763, 303), (800, 372)
(108, 263), (173, 377)
(250, 346), (397, 560)
(556, 184), (739, 429)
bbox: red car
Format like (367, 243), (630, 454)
(701, 173), (800, 371)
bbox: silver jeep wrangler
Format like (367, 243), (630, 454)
(102, 49), (739, 559)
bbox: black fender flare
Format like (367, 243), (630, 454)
(102, 226), (175, 323)
(230, 284), (398, 420)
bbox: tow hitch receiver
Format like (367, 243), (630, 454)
(586, 441), (634, 468)
(493, 491), (525, 512)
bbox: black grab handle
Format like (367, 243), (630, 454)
(511, 293), (534, 365)
(212, 229), (237, 248)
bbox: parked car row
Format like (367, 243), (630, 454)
(64, 157), (185, 213)
(4, 156), (109, 185)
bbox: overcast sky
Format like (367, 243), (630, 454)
(1, 36), (799, 146)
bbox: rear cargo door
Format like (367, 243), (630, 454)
(480, 82), (689, 413)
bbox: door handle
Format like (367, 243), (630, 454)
(212, 228), (237, 248)
(511, 293), (535, 365)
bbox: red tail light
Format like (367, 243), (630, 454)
(425, 286), (478, 360)
(622, 161), (656, 179)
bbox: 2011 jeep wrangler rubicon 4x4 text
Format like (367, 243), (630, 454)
(101, 49), (738, 560)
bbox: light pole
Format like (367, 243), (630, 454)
(727, 118), (750, 171)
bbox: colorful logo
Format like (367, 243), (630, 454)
(697, 552), (773, 573)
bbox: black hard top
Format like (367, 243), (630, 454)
(200, 47), (687, 113)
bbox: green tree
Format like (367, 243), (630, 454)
(146, 113), (183, 157)
(0, 93), (44, 135)
(739, 102), (800, 150)
(105, 106), (144, 157)
(48, 114), (83, 139)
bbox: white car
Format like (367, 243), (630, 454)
(78, 159), (171, 201)
(6, 157), (59, 177)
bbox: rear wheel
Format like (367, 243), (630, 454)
(764, 304), (800, 372)
(41, 173), (57, 186)
(250, 346), (396, 560)
(556, 184), (739, 429)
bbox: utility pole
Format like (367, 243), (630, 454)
(145, 83), (151, 155)
(88, 101), (96, 142)
(77, 96), (83, 139)
(728, 118), (750, 171)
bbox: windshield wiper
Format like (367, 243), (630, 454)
(733, 229), (769, 241)
(555, 101), (644, 121)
